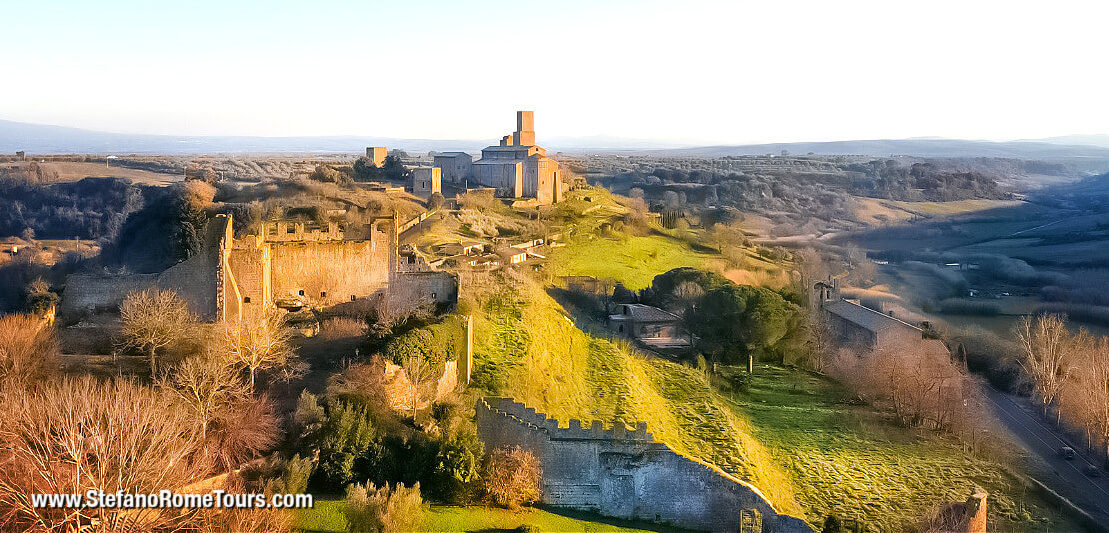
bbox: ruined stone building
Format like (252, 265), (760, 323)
(475, 398), (813, 533)
(61, 213), (456, 323)
(607, 303), (691, 349)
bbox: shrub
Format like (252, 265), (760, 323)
(0, 314), (58, 389)
(432, 425), (483, 504)
(344, 481), (424, 533)
(314, 401), (379, 488)
(484, 446), (541, 510)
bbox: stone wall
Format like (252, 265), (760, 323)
(388, 271), (457, 317)
(59, 273), (158, 318)
(367, 355), (458, 412)
(475, 398), (813, 533)
(269, 236), (389, 308)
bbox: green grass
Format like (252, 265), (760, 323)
(298, 500), (688, 532)
(729, 365), (1083, 531)
(548, 234), (715, 290)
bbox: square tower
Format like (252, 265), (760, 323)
(513, 110), (536, 147)
(366, 146), (388, 168)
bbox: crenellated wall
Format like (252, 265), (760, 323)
(475, 398), (814, 533)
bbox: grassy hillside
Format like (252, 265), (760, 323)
(418, 187), (1080, 530)
(547, 232), (716, 290)
(731, 366), (1082, 532)
(466, 272), (802, 516)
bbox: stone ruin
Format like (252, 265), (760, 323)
(475, 397), (814, 533)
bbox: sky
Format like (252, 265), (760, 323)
(2, 0), (1107, 145)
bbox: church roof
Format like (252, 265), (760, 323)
(824, 299), (921, 334)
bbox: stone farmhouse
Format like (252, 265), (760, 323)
(61, 213), (456, 323)
(607, 303), (691, 349)
(476, 397), (813, 533)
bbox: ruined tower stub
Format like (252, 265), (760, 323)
(966, 488), (987, 533)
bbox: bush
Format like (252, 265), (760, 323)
(266, 454), (314, 495)
(484, 446), (541, 510)
(432, 424), (483, 504)
(314, 401), (379, 488)
(344, 481), (424, 533)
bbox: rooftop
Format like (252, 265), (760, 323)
(610, 303), (683, 323)
(824, 299), (921, 334)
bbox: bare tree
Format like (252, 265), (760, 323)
(0, 377), (206, 531)
(119, 288), (195, 376)
(160, 353), (249, 443)
(400, 351), (434, 419)
(220, 313), (299, 390)
(1015, 314), (1076, 420)
(0, 314), (57, 389)
(1060, 335), (1109, 460)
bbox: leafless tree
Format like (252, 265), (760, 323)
(119, 288), (195, 376)
(400, 351), (434, 419)
(205, 394), (280, 473)
(1015, 313), (1076, 420)
(160, 353), (249, 443)
(0, 314), (57, 390)
(1059, 335), (1109, 460)
(0, 377), (206, 531)
(219, 312), (299, 390)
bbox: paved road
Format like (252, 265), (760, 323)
(984, 386), (1109, 530)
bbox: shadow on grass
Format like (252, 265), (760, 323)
(539, 506), (696, 532)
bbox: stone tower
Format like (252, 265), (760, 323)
(513, 110), (536, 147)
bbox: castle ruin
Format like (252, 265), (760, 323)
(61, 213), (456, 323)
(475, 397), (814, 533)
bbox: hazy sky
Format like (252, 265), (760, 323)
(3, 0), (1106, 144)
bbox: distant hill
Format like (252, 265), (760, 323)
(4, 118), (1109, 160)
(623, 138), (1109, 160)
(0, 120), (486, 155)
(1031, 134), (1109, 149)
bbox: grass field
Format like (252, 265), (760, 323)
(730, 365), (1083, 532)
(547, 233), (716, 290)
(297, 499), (690, 532)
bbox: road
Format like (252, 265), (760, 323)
(984, 386), (1109, 530)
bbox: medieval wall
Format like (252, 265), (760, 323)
(228, 236), (270, 320)
(388, 271), (458, 317)
(475, 398), (814, 533)
(59, 273), (158, 317)
(269, 234), (389, 308)
(366, 355), (458, 411)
